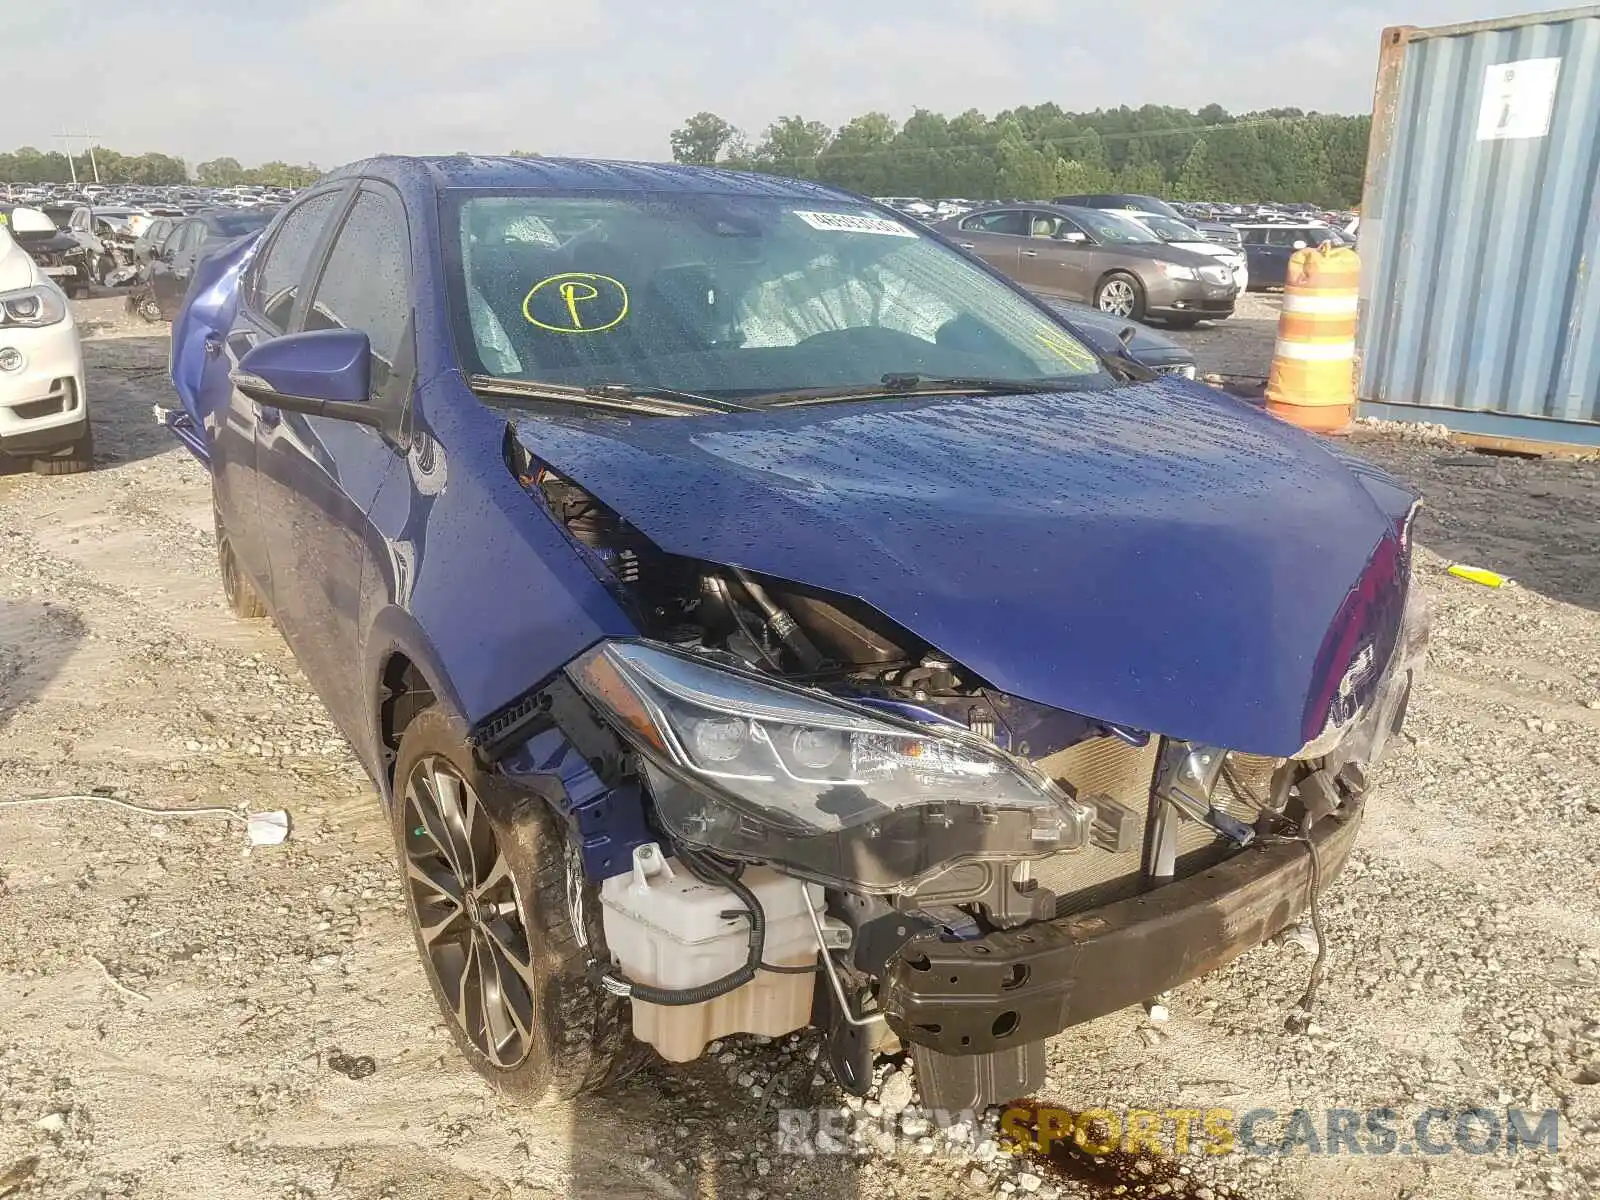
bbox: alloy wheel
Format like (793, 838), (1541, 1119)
(1098, 279), (1136, 317)
(402, 756), (539, 1069)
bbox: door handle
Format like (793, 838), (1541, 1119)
(957, 242), (975, 249)
(1021, 250), (1040, 258)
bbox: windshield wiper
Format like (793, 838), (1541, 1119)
(469, 374), (750, 415)
(760, 373), (1085, 408)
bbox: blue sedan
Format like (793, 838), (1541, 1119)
(165, 157), (1426, 1110)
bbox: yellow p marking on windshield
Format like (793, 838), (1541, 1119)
(522, 272), (629, 334)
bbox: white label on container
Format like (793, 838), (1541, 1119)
(793, 210), (917, 237)
(1476, 57), (1561, 141)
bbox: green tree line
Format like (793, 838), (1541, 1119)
(0, 146), (322, 188)
(669, 104), (1372, 208)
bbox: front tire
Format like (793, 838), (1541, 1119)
(392, 706), (637, 1102)
(1094, 271), (1146, 322)
(31, 425), (94, 475)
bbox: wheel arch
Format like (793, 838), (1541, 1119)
(364, 606), (464, 806)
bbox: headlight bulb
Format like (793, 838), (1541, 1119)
(789, 727), (844, 771)
(691, 716), (747, 763)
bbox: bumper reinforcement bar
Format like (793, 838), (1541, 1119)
(880, 800), (1363, 1056)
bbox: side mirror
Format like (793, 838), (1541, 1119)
(1292, 240), (1308, 250)
(233, 329), (382, 426)
(1061, 231), (1089, 244)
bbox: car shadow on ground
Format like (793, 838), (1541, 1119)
(0, 599), (86, 736)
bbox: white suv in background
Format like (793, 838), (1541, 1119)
(0, 208), (91, 474)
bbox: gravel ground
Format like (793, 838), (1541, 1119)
(0, 297), (1596, 1200)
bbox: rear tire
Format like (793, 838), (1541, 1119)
(392, 706), (639, 1102)
(31, 426), (94, 475)
(1094, 271), (1146, 322)
(215, 510), (268, 619)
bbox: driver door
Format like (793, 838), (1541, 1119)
(203, 188), (350, 609)
(950, 210), (1026, 280)
(1016, 211), (1094, 301)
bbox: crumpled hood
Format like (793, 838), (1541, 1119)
(510, 381), (1413, 756)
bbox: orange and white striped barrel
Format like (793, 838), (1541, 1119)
(1265, 244), (1360, 434)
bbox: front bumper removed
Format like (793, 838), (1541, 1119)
(879, 799), (1363, 1056)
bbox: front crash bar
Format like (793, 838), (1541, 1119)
(879, 799), (1364, 1056)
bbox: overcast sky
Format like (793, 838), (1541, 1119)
(6, 0), (1518, 168)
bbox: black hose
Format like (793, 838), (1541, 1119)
(592, 850), (767, 1007)
(715, 576), (785, 671)
(1221, 761), (1330, 1032)
(729, 568), (827, 673)
(1284, 832), (1327, 1033)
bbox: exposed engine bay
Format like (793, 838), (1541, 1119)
(506, 436), (1425, 1109)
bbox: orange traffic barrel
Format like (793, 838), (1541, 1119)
(1265, 244), (1360, 434)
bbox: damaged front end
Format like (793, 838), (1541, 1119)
(475, 437), (1428, 1112)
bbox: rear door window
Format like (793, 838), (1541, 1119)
(250, 191), (343, 333)
(962, 210), (1029, 236)
(302, 186), (412, 398)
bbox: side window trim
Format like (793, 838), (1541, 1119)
(988, 210), (1027, 238)
(243, 181), (358, 330)
(302, 179), (416, 411)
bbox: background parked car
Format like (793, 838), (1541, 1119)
(1056, 192), (1243, 254)
(0, 208), (92, 473)
(133, 216), (179, 263)
(145, 208), (277, 319)
(0, 204), (93, 296)
(1034, 294), (1199, 378)
(1233, 222), (1342, 290)
(935, 203), (1237, 326)
(1110, 210), (1249, 293)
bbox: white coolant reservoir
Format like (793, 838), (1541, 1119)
(599, 843), (822, 1063)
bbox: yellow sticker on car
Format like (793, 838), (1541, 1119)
(1036, 327), (1099, 372)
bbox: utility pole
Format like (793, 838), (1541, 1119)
(56, 133), (102, 185)
(56, 136), (77, 185)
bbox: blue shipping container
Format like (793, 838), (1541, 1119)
(1358, 5), (1600, 449)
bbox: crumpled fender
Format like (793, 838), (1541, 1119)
(168, 232), (263, 428)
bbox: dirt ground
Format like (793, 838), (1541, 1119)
(0, 297), (1597, 1200)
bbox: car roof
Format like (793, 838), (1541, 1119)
(332, 154), (856, 203)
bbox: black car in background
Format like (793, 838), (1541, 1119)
(0, 204), (94, 296)
(1234, 223), (1342, 290)
(143, 208), (277, 318)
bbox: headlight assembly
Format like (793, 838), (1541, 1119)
(0, 285), (67, 329)
(568, 640), (1094, 891)
(1160, 263), (1200, 281)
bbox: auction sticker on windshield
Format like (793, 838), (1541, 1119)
(793, 211), (917, 237)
